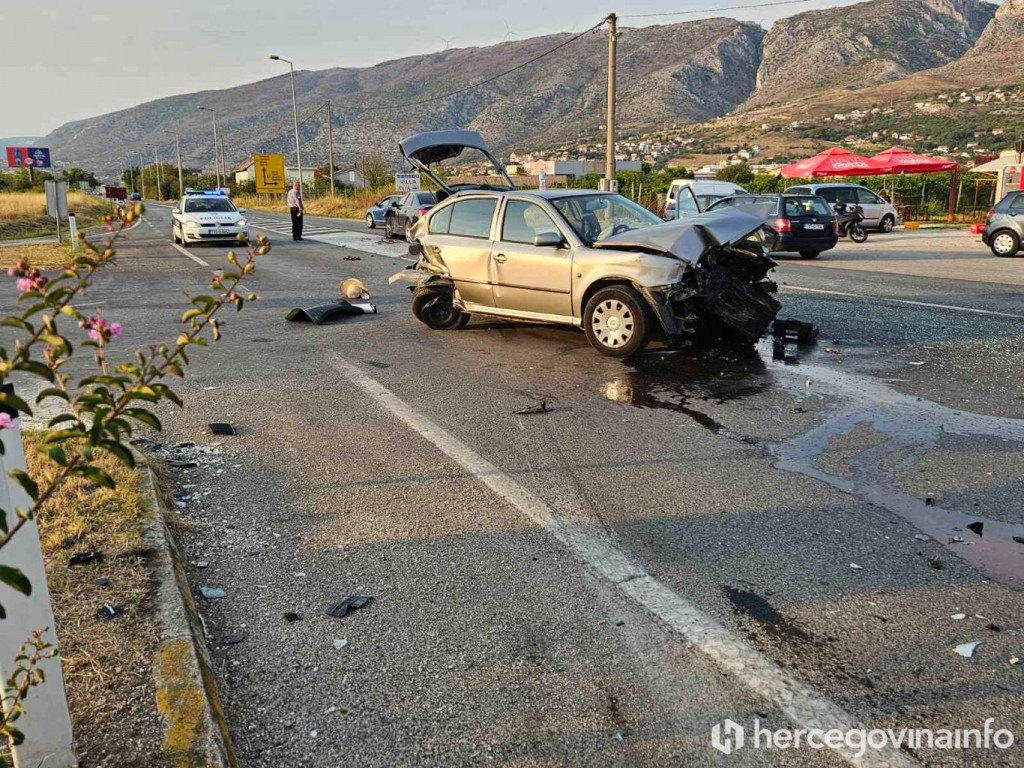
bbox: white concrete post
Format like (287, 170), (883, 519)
(67, 214), (78, 253)
(0, 418), (77, 768)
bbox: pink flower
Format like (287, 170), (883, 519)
(7, 268), (16, 277)
(110, 322), (123, 339)
(0, 413), (13, 430)
(88, 328), (102, 343)
(16, 277), (33, 292)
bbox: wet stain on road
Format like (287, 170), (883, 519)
(722, 586), (815, 644)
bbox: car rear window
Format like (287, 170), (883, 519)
(856, 188), (881, 204)
(416, 192), (435, 205)
(1009, 194), (1024, 211)
(785, 197), (833, 217)
(447, 198), (497, 238)
(733, 196), (780, 216)
(428, 204), (454, 234)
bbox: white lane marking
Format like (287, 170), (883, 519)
(781, 285), (1024, 320)
(170, 242), (209, 267)
(330, 359), (914, 768)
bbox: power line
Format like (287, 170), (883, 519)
(620, 0), (817, 19)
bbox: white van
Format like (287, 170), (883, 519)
(783, 183), (901, 232)
(665, 179), (748, 219)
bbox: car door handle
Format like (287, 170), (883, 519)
(493, 253), (507, 263)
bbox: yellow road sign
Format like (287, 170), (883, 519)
(254, 153), (286, 193)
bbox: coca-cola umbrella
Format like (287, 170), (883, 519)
(871, 146), (957, 174)
(780, 147), (893, 179)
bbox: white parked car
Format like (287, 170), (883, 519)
(171, 191), (249, 247)
(665, 179), (748, 219)
(784, 183), (901, 232)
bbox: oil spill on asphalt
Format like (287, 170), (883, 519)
(601, 342), (1024, 589)
(599, 350), (767, 445)
(722, 586), (815, 644)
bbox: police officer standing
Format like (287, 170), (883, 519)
(287, 181), (304, 241)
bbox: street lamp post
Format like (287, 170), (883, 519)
(125, 158), (135, 194)
(146, 143), (162, 200)
(165, 130), (184, 199)
(197, 105), (222, 190)
(138, 152), (146, 199)
(270, 55), (304, 194)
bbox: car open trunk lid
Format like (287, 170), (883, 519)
(592, 208), (768, 265)
(399, 130), (515, 195)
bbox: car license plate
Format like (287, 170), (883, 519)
(805, 223), (824, 230)
(210, 228), (232, 235)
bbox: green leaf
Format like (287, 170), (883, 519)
(0, 566), (31, 597)
(0, 601), (6, 619)
(42, 446), (67, 466)
(0, 318), (31, 332)
(46, 413), (78, 427)
(123, 408), (161, 431)
(181, 308), (203, 323)
(0, 391), (32, 417)
(13, 361), (55, 382)
(35, 388), (69, 404)
(69, 465), (115, 489)
(154, 385), (183, 408)
(8, 470), (38, 501)
(100, 441), (135, 469)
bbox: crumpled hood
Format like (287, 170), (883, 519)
(593, 208), (768, 264)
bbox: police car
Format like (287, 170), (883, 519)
(171, 190), (249, 247)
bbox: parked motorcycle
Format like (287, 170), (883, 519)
(833, 202), (868, 243)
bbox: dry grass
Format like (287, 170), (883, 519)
(0, 241), (76, 269)
(0, 192), (114, 241)
(25, 433), (170, 766)
(234, 187), (390, 220)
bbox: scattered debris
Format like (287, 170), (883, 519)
(166, 458), (199, 468)
(986, 623), (1001, 632)
(199, 586), (227, 600)
(309, 730), (318, 739)
(929, 555), (944, 570)
(284, 611), (303, 622)
(366, 361), (391, 369)
(514, 400), (550, 416)
(1011, 656), (1020, 665)
(196, 561), (210, 568)
(222, 634), (246, 646)
(208, 422), (235, 436)
(333, 638), (348, 650)
(925, 496), (936, 507)
(772, 319), (819, 344)
(950, 536), (965, 544)
(286, 299), (377, 324)
(1012, 536), (1024, 545)
(68, 550), (103, 566)
(850, 563), (864, 570)
(613, 731), (625, 743)
(954, 641), (982, 658)
(951, 613), (966, 620)
(341, 255), (361, 261)
(325, 594), (372, 619)
(340, 278), (370, 299)
(908, 361), (926, 366)
(97, 604), (120, 620)
(967, 522), (984, 537)
(914, 534), (930, 542)
(93, 576), (112, 588)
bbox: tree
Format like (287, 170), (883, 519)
(360, 155), (392, 190)
(60, 168), (99, 188)
(716, 163), (754, 186)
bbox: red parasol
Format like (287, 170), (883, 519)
(780, 147), (893, 179)
(871, 146), (957, 174)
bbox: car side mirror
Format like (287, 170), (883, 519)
(172, 207), (181, 214)
(237, 208), (247, 214)
(533, 232), (565, 248)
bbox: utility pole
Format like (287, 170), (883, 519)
(197, 106), (222, 190)
(146, 143), (162, 200)
(327, 100), (336, 197)
(138, 152), (146, 199)
(126, 158), (135, 194)
(166, 130), (184, 198)
(270, 55), (304, 195)
(602, 13), (618, 193)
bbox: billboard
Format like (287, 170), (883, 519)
(253, 153), (286, 193)
(6, 146), (51, 168)
(395, 173), (421, 192)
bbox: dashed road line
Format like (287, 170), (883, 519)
(170, 242), (210, 267)
(781, 285), (1024, 320)
(330, 358), (915, 768)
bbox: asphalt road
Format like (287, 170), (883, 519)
(7, 208), (1023, 767)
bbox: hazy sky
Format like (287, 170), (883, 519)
(1, 0), (913, 137)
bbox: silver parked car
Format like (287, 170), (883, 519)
(390, 130), (781, 357)
(784, 183), (901, 232)
(365, 194), (403, 228)
(981, 191), (1024, 257)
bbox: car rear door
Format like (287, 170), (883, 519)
(421, 197), (498, 309)
(784, 196), (834, 242)
(855, 187), (885, 226)
(490, 198), (573, 318)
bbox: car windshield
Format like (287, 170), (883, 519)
(551, 194), (663, 245)
(184, 197), (236, 213)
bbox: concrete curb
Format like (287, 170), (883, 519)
(139, 465), (237, 768)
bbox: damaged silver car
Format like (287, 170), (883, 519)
(391, 130), (781, 356)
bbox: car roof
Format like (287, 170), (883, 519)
(454, 188), (616, 200)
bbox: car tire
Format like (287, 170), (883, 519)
(384, 217), (397, 240)
(879, 215), (895, 233)
(172, 225), (180, 244)
(365, 213), (375, 229)
(411, 285), (466, 330)
(583, 286), (651, 357)
(799, 250), (820, 259)
(990, 229), (1020, 257)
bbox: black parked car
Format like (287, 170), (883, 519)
(706, 194), (838, 259)
(385, 190), (438, 240)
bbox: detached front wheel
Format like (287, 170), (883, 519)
(583, 286), (651, 357)
(412, 285), (469, 330)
